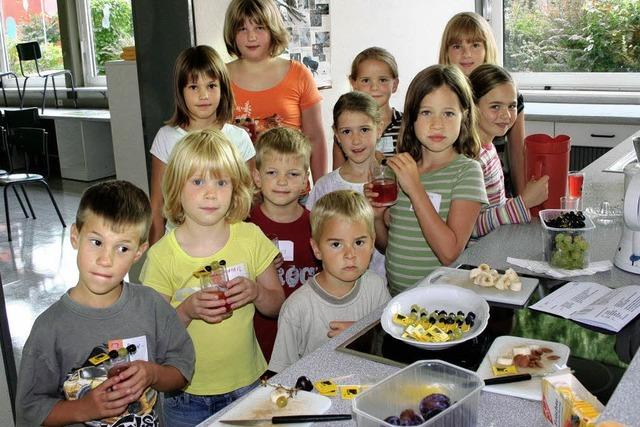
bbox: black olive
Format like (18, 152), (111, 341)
(295, 375), (314, 392)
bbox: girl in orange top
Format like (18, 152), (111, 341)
(224, 0), (328, 183)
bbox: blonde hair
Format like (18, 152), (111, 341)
(398, 65), (480, 161)
(224, 0), (290, 58)
(310, 190), (375, 241)
(254, 127), (311, 171)
(332, 91), (381, 131)
(162, 129), (253, 225)
(438, 12), (498, 66)
(76, 180), (151, 244)
(167, 45), (234, 128)
(349, 46), (399, 81)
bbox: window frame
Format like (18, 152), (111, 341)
(76, 0), (106, 87)
(484, 0), (640, 92)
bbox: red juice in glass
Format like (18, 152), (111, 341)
(371, 178), (398, 206)
(568, 173), (584, 198)
(107, 364), (129, 379)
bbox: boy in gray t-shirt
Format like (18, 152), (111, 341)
(16, 181), (195, 427)
(269, 190), (391, 373)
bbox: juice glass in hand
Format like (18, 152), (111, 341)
(200, 260), (233, 313)
(369, 159), (398, 206)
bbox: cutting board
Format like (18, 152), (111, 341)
(418, 267), (538, 306)
(201, 386), (331, 427)
(476, 336), (570, 401)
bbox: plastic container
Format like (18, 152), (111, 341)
(539, 209), (595, 269)
(525, 133), (571, 216)
(352, 360), (483, 427)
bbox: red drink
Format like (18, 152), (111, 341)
(568, 173), (584, 198)
(371, 178), (398, 206)
(211, 288), (233, 313)
(107, 364), (128, 379)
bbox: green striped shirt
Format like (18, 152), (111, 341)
(386, 154), (488, 295)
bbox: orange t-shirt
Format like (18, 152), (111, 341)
(232, 60), (322, 135)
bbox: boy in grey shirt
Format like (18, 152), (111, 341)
(269, 190), (391, 373)
(16, 181), (195, 427)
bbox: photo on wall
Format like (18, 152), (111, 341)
(277, 0), (331, 89)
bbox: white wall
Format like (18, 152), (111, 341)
(194, 0), (474, 168)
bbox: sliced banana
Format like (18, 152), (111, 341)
(495, 276), (510, 290)
(468, 264), (522, 291)
(478, 263), (491, 272)
(469, 267), (483, 280)
(510, 280), (522, 292)
(478, 273), (494, 287)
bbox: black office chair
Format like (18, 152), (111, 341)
(1, 108), (66, 241)
(15, 41), (77, 112)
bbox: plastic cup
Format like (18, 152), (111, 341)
(200, 262), (233, 313)
(560, 196), (581, 210)
(369, 160), (398, 206)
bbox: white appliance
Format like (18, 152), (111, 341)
(614, 140), (640, 274)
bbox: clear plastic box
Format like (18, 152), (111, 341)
(352, 360), (483, 427)
(539, 209), (595, 269)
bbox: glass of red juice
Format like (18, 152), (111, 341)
(568, 171), (585, 198)
(369, 160), (398, 206)
(201, 262), (233, 313)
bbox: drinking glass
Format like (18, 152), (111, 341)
(560, 196), (580, 210)
(369, 159), (398, 206)
(567, 171), (585, 199)
(200, 261), (232, 313)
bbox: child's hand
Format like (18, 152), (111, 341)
(80, 376), (131, 420)
(364, 181), (390, 220)
(225, 276), (259, 310)
(521, 175), (549, 208)
(111, 361), (157, 403)
(181, 289), (232, 324)
(327, 321), (355, 338)
(388, 153), (422, 198)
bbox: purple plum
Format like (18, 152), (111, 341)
(419, 393), (451, 420)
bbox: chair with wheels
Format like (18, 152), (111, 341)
(1, 108), (66, 241)
(15, 41), (77, 112)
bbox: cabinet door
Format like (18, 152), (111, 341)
(555, 122), (637, 148)
(525, 121), (554, 136)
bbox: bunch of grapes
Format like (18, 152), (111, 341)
(550, 232), (589, 269)
(544, 211), (586, 229)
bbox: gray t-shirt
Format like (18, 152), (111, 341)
(16, 282), (195, 427)
(269, 270), (390, 373)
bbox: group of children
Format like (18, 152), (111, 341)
(15, 2), (551, 426)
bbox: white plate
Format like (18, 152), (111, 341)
(381, 284), (490, 350)
(476, 335), (570, 401)
(200, 387), (331, 427)
(420, 267), (539, 306)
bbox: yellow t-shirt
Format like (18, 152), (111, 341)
(140, 222), (278, 395)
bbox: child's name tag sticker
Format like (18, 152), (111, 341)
(226, 263), (248, 280)
(278, 240), (294, 262)
(108, 335), (149, 362)
(410, 191), (442, 213)
(376, 136), (395, 154)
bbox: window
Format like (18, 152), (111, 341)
(485, 0), (640, 91)
(76, 0), (134, 86)
(0, 0), (64, 77)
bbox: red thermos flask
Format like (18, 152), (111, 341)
(524, 134), (571, 216)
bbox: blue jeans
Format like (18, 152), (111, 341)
(163, 381), (259, 427)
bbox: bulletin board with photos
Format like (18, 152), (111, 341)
(279, 0), (332, 89)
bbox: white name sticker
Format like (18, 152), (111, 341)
(108, 335), (149, 362)
(226, 263), (249, 280)
(376, 136), (395, 154)
(278, 240), (294, 262)
(410, 191), (442, 213)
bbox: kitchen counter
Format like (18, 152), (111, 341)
(203, 131), (640, 427)
(526, 102), (640, 125)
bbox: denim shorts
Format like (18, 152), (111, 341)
(163, 380), (259, 427)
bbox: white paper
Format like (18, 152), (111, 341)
(530, 282), (640, 332)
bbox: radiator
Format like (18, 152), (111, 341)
(570, 146), (610, 171)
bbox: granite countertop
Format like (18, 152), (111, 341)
(203, 131), (640, 426)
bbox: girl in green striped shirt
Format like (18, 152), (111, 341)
(366, 65), (488, 295)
